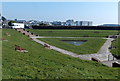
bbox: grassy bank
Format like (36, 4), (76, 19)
(28, 29), (118, 37)
(0, 29), (2, 80)
(39, 38), (106, 54)
(111, 37), (120, 58)
(2, 29), (119, 79)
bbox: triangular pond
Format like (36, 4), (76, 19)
(61, 40), (87, 46)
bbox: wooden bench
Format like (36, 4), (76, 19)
(6, 32), (11, 36)
(23, 29), (26, 31)
(15, 45), (28, 53)
(108, 45), (116, 49)
(91, 57), (101, 62)
(1, 37), (5, 40)
(31, 33), (34, 35)
(36, 35), (39, 36)
(44, 44), (50, 49)
(6, 32), (9, 36)
(27, 31), (29, 32)
(22, 33), (25, 35)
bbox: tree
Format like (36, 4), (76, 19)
(2, 16), (7, 21)
(8, 21), (16, 26)
(39, 23), (48, 26)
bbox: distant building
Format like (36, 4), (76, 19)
(14, 19), (26, 23)
(27, 20), (40, 26)
(80, 21), (92, 26)
(61, 22), (67, 26)
(88, 21), (92, 26)
(52, 21), (62, 26)
(75, 21), (81, 26)
(40, 21), (52, 26)
(12, 23), (24, 28)
(75, 21), (92, 26)
(65, 20), (92, 26)
(99, 24), (120, 27)
(66, 20), (75, 26)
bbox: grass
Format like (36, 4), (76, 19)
(0, 29), (2, 80)
(110, 37), (120, 58)
(39, 38), (106, 54)
(2, 29), (119, 79)
(28, 29), (119, 37)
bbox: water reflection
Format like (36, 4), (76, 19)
(62, 40), (87, 46)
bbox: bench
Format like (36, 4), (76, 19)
(15, 45), (28, 53)
(22, 33), (26, 35)
(91, 57), (101, 62)
(44, 44), (50, 49)
(1, 37), (5, 40)
(108, 45), (116, 49)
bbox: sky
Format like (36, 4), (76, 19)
(1, 0), (120, 2)
(2, 2), (118, 26)
(118, 2), (120, 24)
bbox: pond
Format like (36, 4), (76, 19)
(61, 40), (87, 46)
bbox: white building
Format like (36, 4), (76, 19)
(12, 23), (24, 28)
(52, 21), (62, 26)
(0, 21), (2, 28)
(66, 20), (75, 26)
(75, 21), (81, 26)
(80, 21), (92, 26)
(65, 20), (92, 26)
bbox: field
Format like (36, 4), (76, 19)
(2, 29), (119, 79)
(28, 29), (119, 37)
(0, 29), (2, 80)
(39, 38), (106, 54)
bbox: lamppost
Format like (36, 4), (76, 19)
(108, 55), (110, 61)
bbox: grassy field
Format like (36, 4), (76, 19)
(28, 29), (119, 37)
(39, 38), (106, 54)
(0, 29), (2, 80)
(111, 37), (120, 58)
(2, 29), (119, 79)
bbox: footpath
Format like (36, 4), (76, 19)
(16, 29), (120, 67)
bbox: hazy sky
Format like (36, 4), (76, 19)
(2, 2), (118, 25)
(0, 2), (2, 14)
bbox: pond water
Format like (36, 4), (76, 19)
(62, 40), (87, 46)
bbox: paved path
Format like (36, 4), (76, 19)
(16, 29), (35, 37)
(32, 38), (114, 62)
(102, 60), (120, 67)
(16, 29), (120, 67)
(31, 35), (117, 62)
(31, 36), (99, 39)
(98, 38), (113, 54)
(32, 38), (79, 58)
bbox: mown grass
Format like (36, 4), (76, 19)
(0, 29), (2, 80)
(2, 29), (119, 79)
(110, 37), (120, 58)
(28, 29), (118, 37)
(39, 38), (106, 54)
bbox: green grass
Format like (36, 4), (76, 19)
(28, 29), (119, 37)
(39, 38), (106, 54)
(111, 37), (120, 58)
(0, 29), (2, 80)
(2, 29), (119, 79)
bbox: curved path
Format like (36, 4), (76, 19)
(16, 29), (119, 67)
